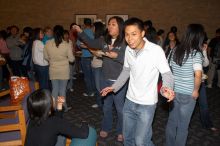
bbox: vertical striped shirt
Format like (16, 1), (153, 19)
(171, 51), (202, 95)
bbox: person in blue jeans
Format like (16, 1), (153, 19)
(198, 43), (218, 132)
(165, 24), (205, 146)
(90, 22), (106, 108)
(101, 18), (174, 146)
(77, 18), (96, 96)
(73, 16), (127, 142)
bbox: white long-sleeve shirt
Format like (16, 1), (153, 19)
(32, 40), (48, 66)
(202, 50), (209, 67)
(202, 50), (209, 81)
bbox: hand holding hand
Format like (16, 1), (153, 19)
(104, 51), (118, 58)
(192, 90), (199, 100)
(161, 87), (175, 102)
(92, 50), (105, 57)
(100, 87), (114, 96)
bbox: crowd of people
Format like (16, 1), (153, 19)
(0, 16), (219, 146)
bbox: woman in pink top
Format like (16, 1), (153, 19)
(0, 30), (10, 90)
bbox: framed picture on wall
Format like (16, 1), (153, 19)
(75, 14), (97, 27)
(106, 14), (128, 24)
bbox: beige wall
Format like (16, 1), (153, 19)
(0, 0), (219, 37)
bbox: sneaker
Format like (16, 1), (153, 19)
(210, 127), (218, 132)
(83, 93), (89, 96)
(91, 104), (98, 108)
(206, 84), (212, 88)
(89, 93), (95, 97)
(64, 106), (72, 112)
(83, 93), (95, 97)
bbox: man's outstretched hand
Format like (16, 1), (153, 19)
(100, 87), (114, 96)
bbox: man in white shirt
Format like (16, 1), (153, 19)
(101, 18), (175, 146)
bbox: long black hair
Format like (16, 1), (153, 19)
(53, 25), (64, 47)
(93, 22), (105, 39)
(105, 16), (124, 47)
(33, 28), (43, 41)
(27, 89), (54, 126)
(173, 24), (205, 66)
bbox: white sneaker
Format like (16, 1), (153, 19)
(64, 106), (72, 112)
(90, 93), (95, 97)
(91, 104), (98, 108)
(83, 93), (95, 96)
(83, 93), (89, 96)
(207, 84), (212, 88)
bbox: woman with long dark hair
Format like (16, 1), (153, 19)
(25, 89), (89, 146)
(165, 24), (205, 146)
(73, 16), (127, 141)
(163, 31), (180, 57)
(32, 28), (49, 89)
(44, 25), (74, 111)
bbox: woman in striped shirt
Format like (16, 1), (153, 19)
(165, 24), (205, 146)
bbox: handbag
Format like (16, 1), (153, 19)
(9, 76), (30, 104)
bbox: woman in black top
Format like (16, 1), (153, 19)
(25, 89), (89, 146)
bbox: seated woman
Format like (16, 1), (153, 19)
(25, 89), (89, 146)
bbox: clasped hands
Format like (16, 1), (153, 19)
(100, 86), (175, 102)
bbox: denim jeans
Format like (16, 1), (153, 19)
(67, 63), (75, 90)
(81, 57), (95, 94)
(123, 99), (156, 146)
(55, 136), (66, 146)
(51, 79), (68, 108)
(207, 61), (220, 87)
(34, 64), (49, 89)
(198, 82), (213, 128)
(165, 92), (196, 146)
(101, 79), (127, 135)
(92, 67), (103, 107)
(11, 60), (27, 77)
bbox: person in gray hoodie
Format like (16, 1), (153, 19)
(73, 16), (127, 142)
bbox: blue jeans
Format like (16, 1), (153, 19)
(67, 63), (75, 90)
(81, 57), (95, 94)
(51, 80), (68, 108)
(166, 92), (196, 146)
(92, 67), (103, 107)
(34, 64), (49, 89)
(198, 82), (213, 128)
(11, 60), (27, 77)
(123, 99), (156, 146)
(101, 79), (127, 135)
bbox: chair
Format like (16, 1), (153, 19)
(0, 89), (10, 98)
(0, 81), (39, 146)
(0, 105), (26, 146)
